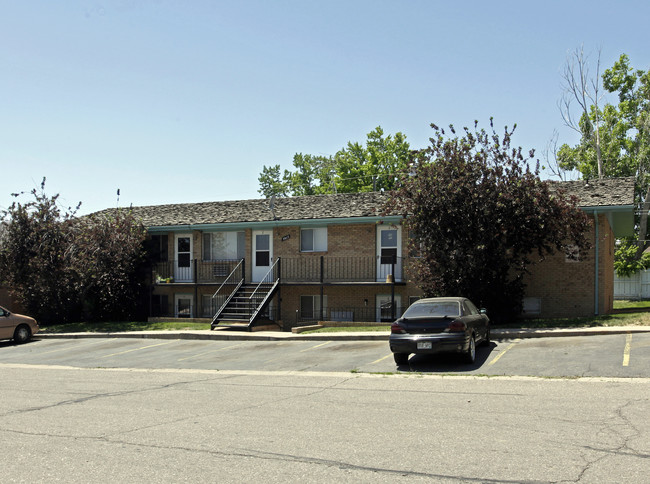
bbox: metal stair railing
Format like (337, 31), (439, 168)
(211, 259), (244, 326)
(248, 258), (280, 325)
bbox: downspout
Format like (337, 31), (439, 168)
(594, 211), (599, 316)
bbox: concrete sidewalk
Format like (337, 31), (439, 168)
(36, 325), (650, 342)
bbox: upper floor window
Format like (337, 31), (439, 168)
(300, 227), (327, 252)
(149, 234), (168, 262)
(203, 231), (245, 260)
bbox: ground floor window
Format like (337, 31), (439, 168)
(151, 294), (169, 317)
(408, 296), (421, 307)
(202, 294), (218, 318)
(300, 295), (328, 320)
(376, 294), (402, 322)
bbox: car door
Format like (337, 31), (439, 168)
(0, 307), (14, 339)
(464, 300), (487, 340)
(465, 300), (489, 340)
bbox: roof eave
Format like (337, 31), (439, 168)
(146, 214), (403, 233)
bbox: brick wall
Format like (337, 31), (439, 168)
(278, 283), (423, 326)
(522, 213), (614, 318)
(151, 215), (616, 322)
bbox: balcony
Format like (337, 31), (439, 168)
(151, 256), (408, 285)
(152, 259), (244, 284)
(280, 255), (405, 284)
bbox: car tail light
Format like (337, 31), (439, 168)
(391, 322), (406, 334)
(448, 320), (466, 332)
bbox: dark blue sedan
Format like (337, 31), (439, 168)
(389, 297), (490, 365)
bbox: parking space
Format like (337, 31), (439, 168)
(1, 332), (649, 378)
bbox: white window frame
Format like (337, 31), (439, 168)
(300, 227), (327, 252)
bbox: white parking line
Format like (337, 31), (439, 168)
(99, 340), (176, 358)
(177, 342), (247, 361)
(33, 338), (118, 356)
(299, 341), (331, 352)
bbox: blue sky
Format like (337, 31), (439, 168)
(2, 0), (649, 215)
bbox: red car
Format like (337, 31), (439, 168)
(0, 306), (39, 344)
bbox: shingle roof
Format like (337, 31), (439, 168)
(550, 176), (635, 208)
(93, 177), (635, 228)
(94, 191), (391, 227)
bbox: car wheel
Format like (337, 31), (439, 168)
(393, 353), (409, 365)
(13, 324), (32, 344)
(465, 334), (476, 364)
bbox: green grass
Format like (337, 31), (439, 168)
(302, 325), (391, 333)
(40, 321), (211, 333)
(39, 306), (650, 334)
(302, 311), (650, 334)
(613, 299), (650, 309)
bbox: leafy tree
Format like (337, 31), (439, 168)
(614, 237), (650, 278)
(0, 181), (79, 323)
(70, 210), (149, 321)
(387, 121), (591, 320)
(0, 180), (148, 323)
(556, 53), (650, 271)
(257, 127), (410, 197)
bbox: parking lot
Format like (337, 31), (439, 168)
(2, 331), (649, 378)
(3, 332), (650, 482)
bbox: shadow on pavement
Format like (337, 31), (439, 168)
(395, 342), (497, 373)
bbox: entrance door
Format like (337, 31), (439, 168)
(175, 234), (193, 282)
(175, 294), (193, 318)
(252, 230), (273, 282)
(376, 226), (402, 282)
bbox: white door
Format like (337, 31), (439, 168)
(175, 294), (193, 318)
(252, 230), (273, 282)
(376, 226), (402, 282)
(175, 234), (193, 282)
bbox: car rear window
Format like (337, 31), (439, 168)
(403, 302), (460, 318)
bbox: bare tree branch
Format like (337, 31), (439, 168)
(559, 45), (604, 178)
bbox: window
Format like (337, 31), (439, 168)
(565, 244), (580, 262)
(376, 294), (402, 322)
(300, 295), (328, 320)
(408, 296), (421, 307)
(523, 297), (541, 316)
(464, 300), (479, 316)
(150, 295), (169, 317)
(203, 232), (245, 260)
(202, 295), (217, 318)
(300, 227), (327, 252)
(380, 229), (398, 264)
(149, 234), (168, 262)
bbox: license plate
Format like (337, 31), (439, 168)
(417, 341), (432, 350)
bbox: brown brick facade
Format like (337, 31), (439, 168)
(522, 213), (614, 318)
(150, 213), (616, 323)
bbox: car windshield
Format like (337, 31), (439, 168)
(403, 301), (461, 318)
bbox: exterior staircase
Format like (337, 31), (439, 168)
(211, 282), (278, 330)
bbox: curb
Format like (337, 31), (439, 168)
(35, 326), (650, 342)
